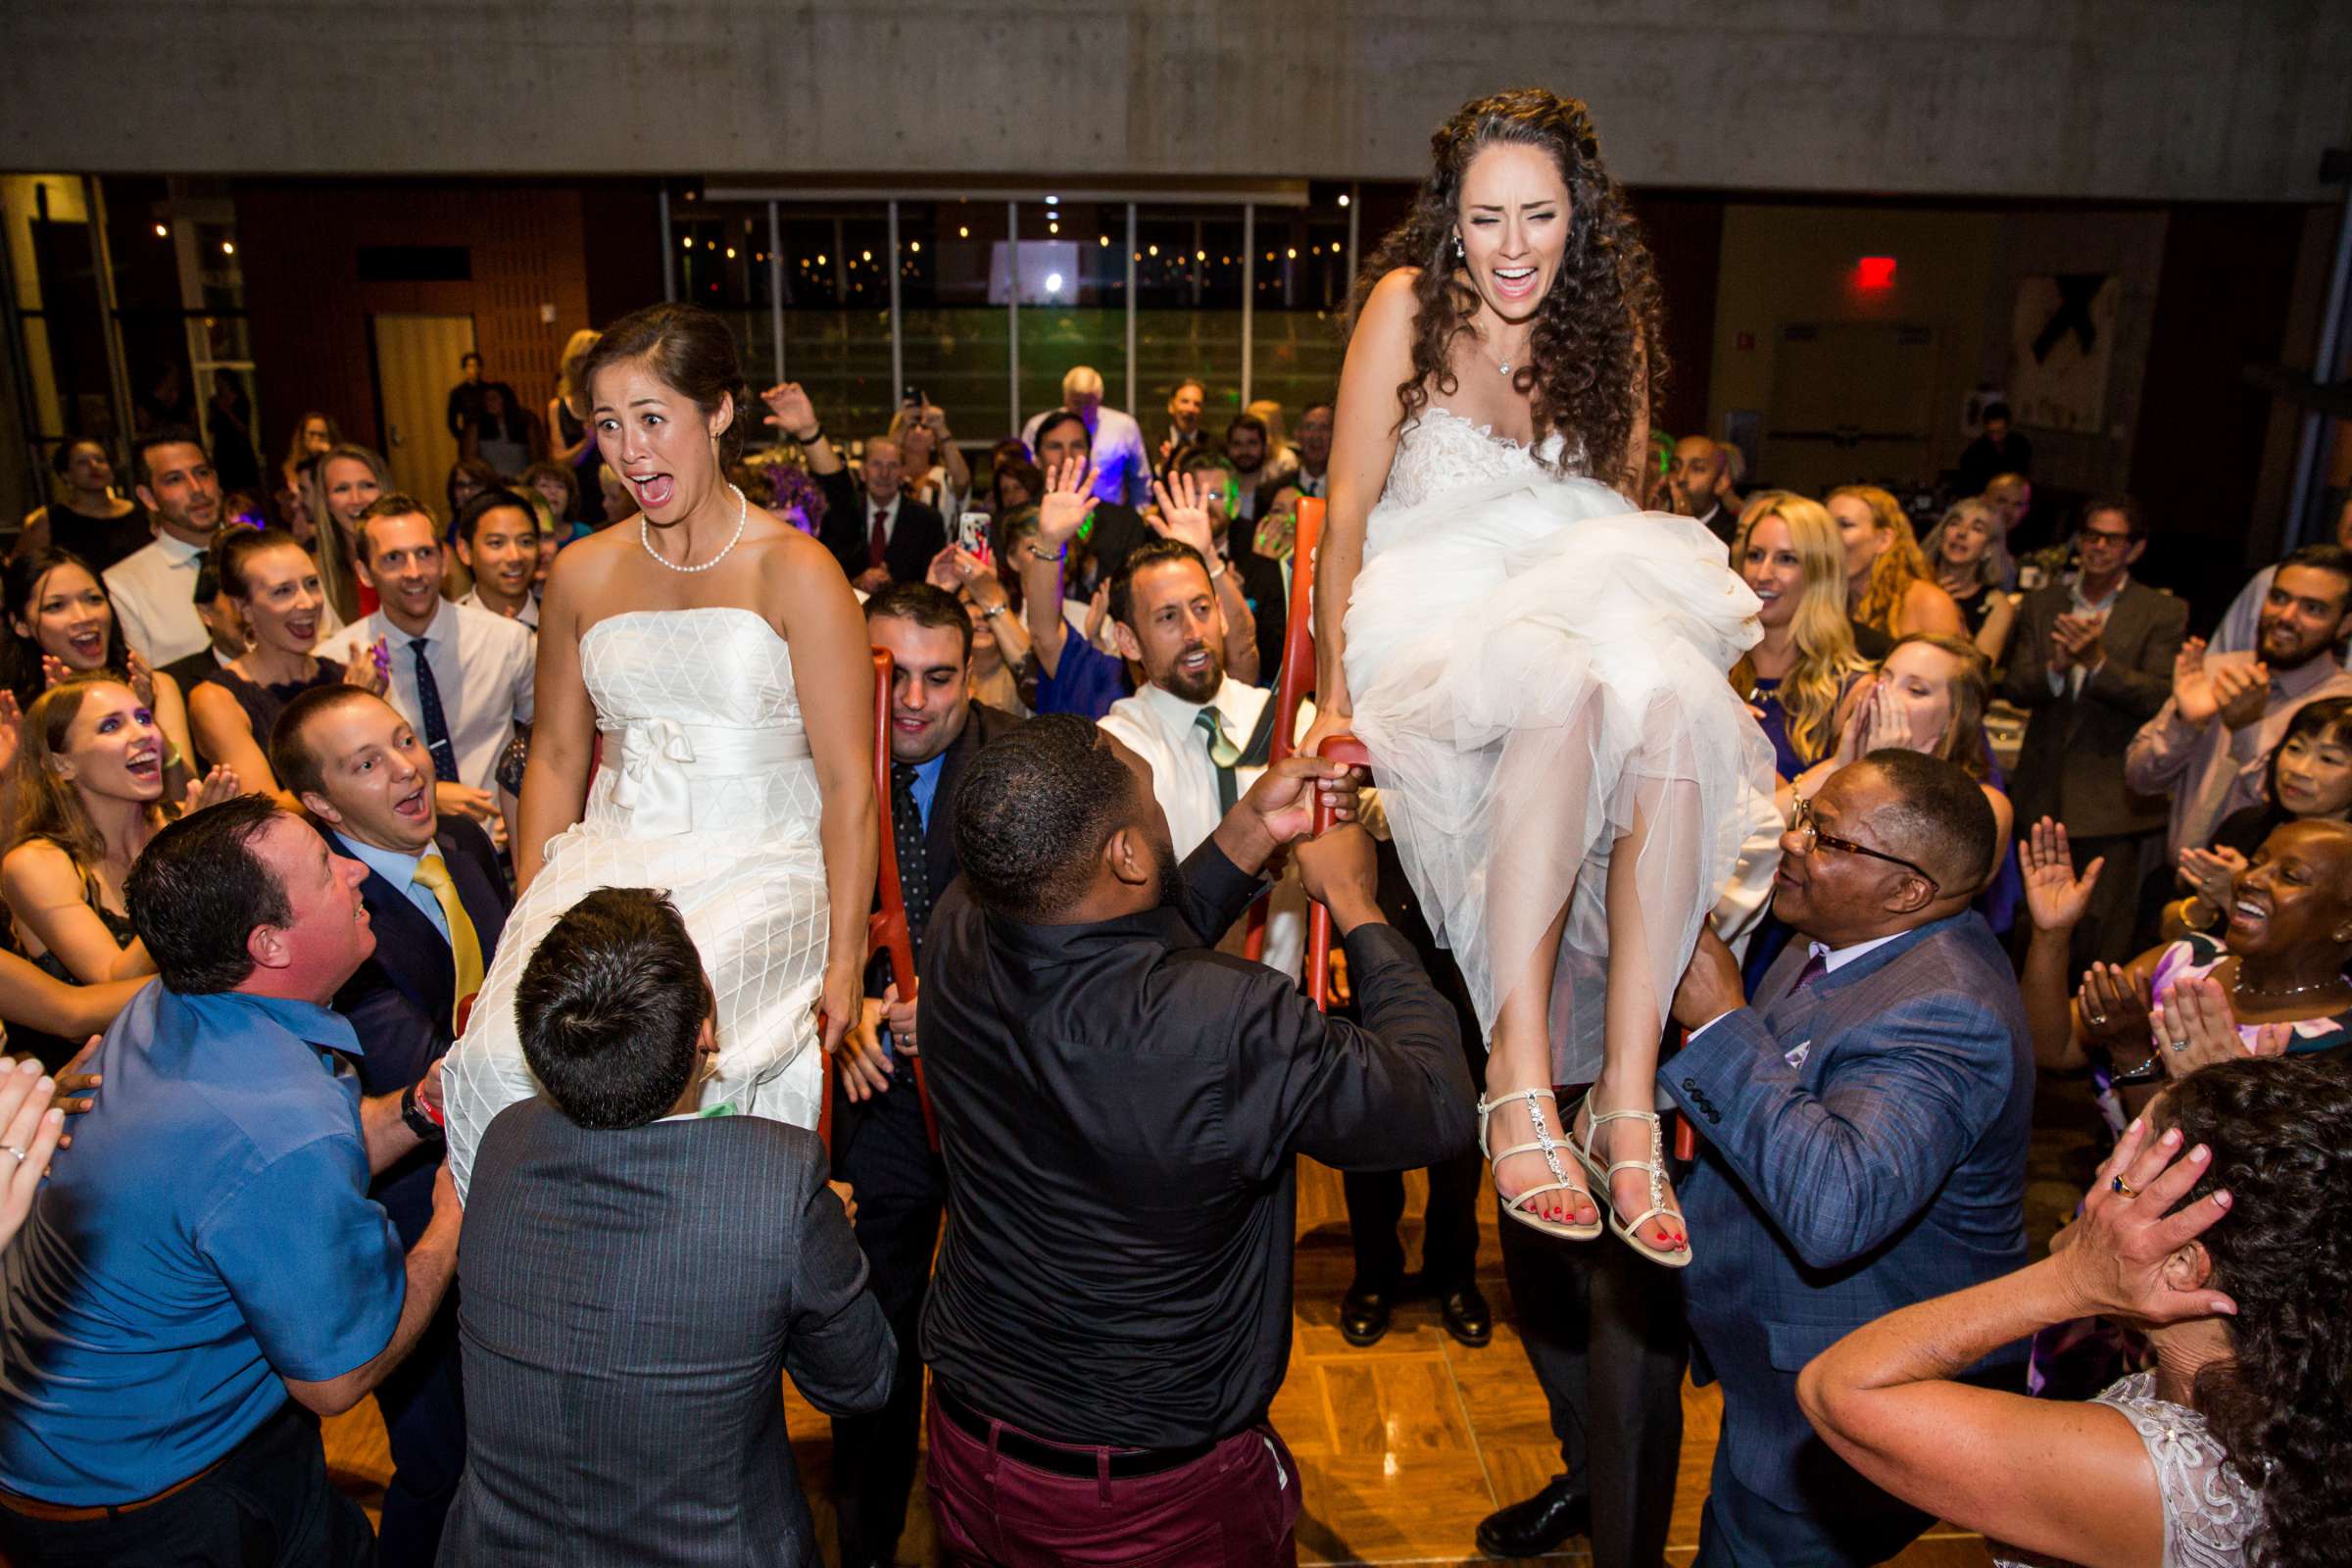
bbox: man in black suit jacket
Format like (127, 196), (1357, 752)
(830, 585), (1018, 1568)
(1031, 408), (1150, 592)
(271, 686), (514, 1568)
(808, 431), (946, 593)
(444, 888), (890, 1568)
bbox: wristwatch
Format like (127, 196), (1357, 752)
(980, 603), (1006, 619)
(401, 1078), (446, 1143)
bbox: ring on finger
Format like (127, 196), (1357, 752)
(2111, 1174), (2138, 1197)
(2086, 1008), (2108, 1026)
(1, 1146), (24, 1163)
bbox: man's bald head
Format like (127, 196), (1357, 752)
(1771, 752), (1993, 947)
(1668, 435), (1725, 517)
(1856, 750), (1998, 897)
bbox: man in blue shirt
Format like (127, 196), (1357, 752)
(0, 796), (462, 1566)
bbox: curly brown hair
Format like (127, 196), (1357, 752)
(2154, 1055), (2352, 1568)
(1347, 87), (1664, 493)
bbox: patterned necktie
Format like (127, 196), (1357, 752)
(868, 508), (890, 570)
(1789, 951), (1830, 995)
(411, 852), (484, 1032)
(1195, 708), (1241, 814)
(411, 638), (460, 784)
(890, 761), (934, 956)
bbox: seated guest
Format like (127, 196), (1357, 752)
(2128, 542), (2352, 863)
(1167, 449), (1284, 684)
(1246, 398), (1297, 482)
(306, 442), (389, 622)
(320, 496), (532, 838)
(443, 887), (890, 1567)
(923, 546), (1031, 718)
(1955, 401), (2033, 500)
(4, 549), (198, 793)
(105, 426), (223, 666)
(0, 796), (460, 1565)
(888, 401), (970, 519)
(1919, 497), (2018, 663)
(274, 684), (511, 1565)
(1663, 750), (2034, 1566)
(519, 459), (580, 529)
(14, 438), (149, 573)
(2168, 698), (2352, 931)
(2022, 816), (2352, 1118)
(2212, 495), (2352, 655)
(443, 457), (500, 525)
(0, 675), (235, 1067)
(1013, 480), (1126, 721)
(986, 446), (1041, 517)
(1732, 492), (1871, 781)
(1665, 433), (1738, 544)
(828, 585), (1019, 1568)
(761, 382), (945, 594)
(919, 717), (1474, 1563)
(157, 557), (248, 708)
(188, 525), (362, 794)
(451, 487), (542, 627)
(1024, 408), (1152, 589)
(1800, 1058), (2347, 1568)
(1256, 399), (1330, 511)
(1830, 485), (1965, 643)
(1154, 376), (1208, 478)
(2005, 497), (2186, 968)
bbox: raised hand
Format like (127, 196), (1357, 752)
(2171, 637), (2217, 724)
(2022, 816), (2104, 933)
(2210, 661), (2269, 730)
(2077, 961), (2151, 1052)
(344, 639), (389, 695)
(760, 381), (820, 441)
(179, 764), (241, 816)
(1253, 507), (1298, 563)
(1082, 583), (1109, 646)
(925, 541), (961, 593)
(0, 689), (24, 776)
(1149, 472), (1217, 559)
(2057, 1116), (2235, 1323)
(2176, 845), (2246, 914)
(39, 653), (69, 690)
(1037, 458), (1100, 552)
(123, 649), (156, 709)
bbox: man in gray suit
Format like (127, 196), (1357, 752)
(1663, 751), (2034, 1567)
(2000, 496), (2186, 967)
(442, 888), (892, 1568)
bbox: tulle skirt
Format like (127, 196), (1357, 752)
(1344, 473), (1774, 1084)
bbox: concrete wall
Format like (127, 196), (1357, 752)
(4, 2), (2348, 200)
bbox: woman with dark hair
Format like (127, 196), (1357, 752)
(463, 382), (541, 478)
(548, 328), (607, 527)
(184, 526), (372, 791)
(2166, 698), (2352, 942)
(1802, 1057), (2352, 1568)
(2, 551), (197, 800)
(442, 301), (876, 1197)
(1305, 87), (1772, 1260)
(446, 456), (502, 522)
(13, 440), (148, 572)
(278, 410), (337, 498)
(519, 459), (580, 527)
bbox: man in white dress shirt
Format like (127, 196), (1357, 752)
(1097, 535), (1304, 973)
(319, 497), (532, 837)
(451, 488), (540, 628)
(106, 427), (222, 666)
(1019, 367), (1150, 508)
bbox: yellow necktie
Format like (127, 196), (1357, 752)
(412, 852), (484, 1033)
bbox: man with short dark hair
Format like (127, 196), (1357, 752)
(156, 555), (246, 696)
(1156, 376), (1208, 478)
(1254, 401), (1331, 515)
(446, 352), (486, 442)
(1222, 412), (1274, 521)
(105, 425), (223, 665)
(318, 496), (532, 834)
(1172, 447), (1287, 682)
(442, 887), (890, 1567)
(2003, 496), (2185, 966)
(1664, 750), (2034, 1567)
(273, 684), (511, 1565)
(920, 715), (1473, 1563)
(2129, 541), (2352, 861)
(453, 487), (541, 627)
(0, 797), (459, 1565)
(827, 582), (1018, 1568)
(1956, 400), (2033, 499)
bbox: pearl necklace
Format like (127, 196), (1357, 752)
(639, 485), (747, 573)
(2230, 959), (2347, 1004)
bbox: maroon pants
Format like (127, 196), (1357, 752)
(923, 1387), (1301, 1567)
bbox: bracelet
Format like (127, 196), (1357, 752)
(1207, 560), (1228, 582)
(980, 603), (1005, 619)
(794, 425), (825, 446)
(400, 1079), (446, 1141)
(2176, 896), (2220, 933)
(2110, 1052), (2164, 1086)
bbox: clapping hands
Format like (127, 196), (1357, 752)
(2148, 974), (2292, 1079)
(2173, 638), (2268, 729)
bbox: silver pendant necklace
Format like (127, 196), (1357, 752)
(640, 484), (748, 573)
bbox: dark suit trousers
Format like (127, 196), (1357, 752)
(2055, 830), (2156, 972)
(1497, 1190), (1687, 1568)
(374, 1294), (465, 1568)
(832, 1058), (944, 1564)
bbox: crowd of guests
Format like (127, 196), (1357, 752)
(0, 333), (2345, 1568)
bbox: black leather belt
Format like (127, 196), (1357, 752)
(933, 1385), (1222, 1479)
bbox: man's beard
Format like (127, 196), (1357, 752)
(2260, 620), (2332, 670)
(1152, 824), (1186, 906)
(1163, 644), (1223, 704)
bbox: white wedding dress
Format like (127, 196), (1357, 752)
(1344, 409), (1773, 1084)
(443, 607), (830, 1198)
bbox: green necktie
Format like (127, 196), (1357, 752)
(1195, 708), (1241, 813)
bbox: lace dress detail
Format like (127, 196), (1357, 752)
(443, 608), (830, 1198)
(1993, 1373), (2261, 1567)
(1344, 409), (1772, 1082)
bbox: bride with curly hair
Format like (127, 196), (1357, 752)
(1307, 88), (1772, 1263)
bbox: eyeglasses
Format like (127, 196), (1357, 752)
(1790, 795), (1940, 897)
(2080, 527), (2136, 548)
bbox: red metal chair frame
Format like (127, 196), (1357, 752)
(816, 648), (939, 1156)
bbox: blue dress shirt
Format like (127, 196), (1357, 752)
(341, 832), (452, 944)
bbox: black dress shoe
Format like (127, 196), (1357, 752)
(1339, 1282), (1392, 1346)
(1476, 1475), (1590, 1559)
(1436, 1282), (1492, 1348)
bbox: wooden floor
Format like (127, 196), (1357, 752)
(323, 1140), (2067, 1566)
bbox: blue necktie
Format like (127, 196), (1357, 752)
(412, 638), (460, 783)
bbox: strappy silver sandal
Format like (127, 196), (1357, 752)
(1477, 1087), (1602, 1242)
(1572, 1091), (1692, 1269)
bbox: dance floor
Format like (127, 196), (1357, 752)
(323, 1074), (2106, 1568)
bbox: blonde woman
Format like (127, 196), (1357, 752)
(888, 402), (971, 518)
(1731, 492), (1871, 781)
(301, 443), (387, 622)
(1921, 497), (2018, 663)
(1830, 484), (1963, 642)
(1245, 397), (1298, 480)
(548, 327), (606, 525)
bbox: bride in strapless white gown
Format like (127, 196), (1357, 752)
(443, 305), (874, 1199)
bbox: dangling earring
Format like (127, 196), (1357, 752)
(1452, 233), (1464, 260)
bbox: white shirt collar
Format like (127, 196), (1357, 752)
(1137, 672), (1253, 737)
(375, 596), (454, 650)
(1808, 931), (1907, 974)
(154, 530), (207, 565)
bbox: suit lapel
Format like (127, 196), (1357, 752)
(338, 835), (454, 1026)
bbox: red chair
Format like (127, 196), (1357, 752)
(816, 648), (938, 1158)
(1243, 498), (1328, 967)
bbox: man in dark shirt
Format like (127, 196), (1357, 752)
(1955, 401), (2034, 500)
(918, 714), (1476, 1565)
